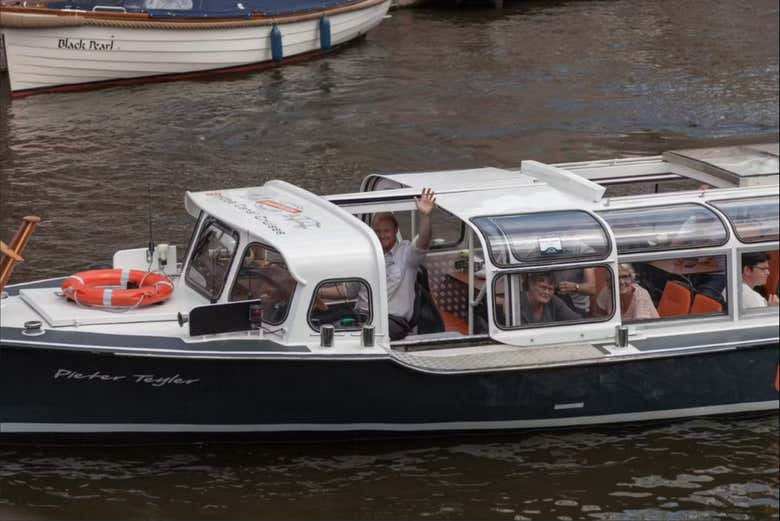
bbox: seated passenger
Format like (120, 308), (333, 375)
(556, 265), (596, 318)
(597, 263), (659, 321)
(740, 252), (779, 308)
(521, 272), (580, 324)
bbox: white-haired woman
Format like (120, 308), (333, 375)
(597, 263), (659, 321)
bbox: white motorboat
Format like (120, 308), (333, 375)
(0, 143), (777, 439)
(0, 0), (391, 96)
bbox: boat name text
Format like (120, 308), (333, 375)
(58, 38), (115, 52)
(205, 192), (322, 234)
(54, 369), (199, 387)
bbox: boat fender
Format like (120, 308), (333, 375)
(320, 16), (331, 50)
(61, 269), (173, 308)
(270, 25), (283, 62)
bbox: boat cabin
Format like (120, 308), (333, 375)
(172, 143), (778, 352)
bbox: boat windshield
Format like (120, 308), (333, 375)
(229, 243), (296, 325)
(599, 203), (728, 254)
(184, 219), (239, 302)
(709, 196), (779, 244)
(472, 211), (610, 267)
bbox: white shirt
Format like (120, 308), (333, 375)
(357, 238), (427, 321)
(741, 282), (768, 308)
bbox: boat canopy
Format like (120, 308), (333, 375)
(46, 0), (362, 18)
(364, 163), (606, 221)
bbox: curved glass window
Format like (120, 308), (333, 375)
(185, 219), (238, 302)
(710, 196), (779, 244)
(492, 266), (615, 329)
(599, 204), (728, 254)
(230, 243), (296, 325)
(473, 211), (609, 267)
(308, 279), (372, 332)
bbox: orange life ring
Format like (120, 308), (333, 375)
(61, 269), (173, 308)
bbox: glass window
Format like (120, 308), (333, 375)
(309, 279), (372, 331)
(185, 219), (238, 302)
(229, 244), (296, 325)
(738, 249), (779, 311)
(710, 196), (779, 244)
(493, 266), (614, 329)
(599, 204), (728, 254)
(623, 255), (728, 320)
(473, 211), (609, 267)
(430, 207), (465, 249)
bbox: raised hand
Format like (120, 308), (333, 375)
(415, 188), (436, 216)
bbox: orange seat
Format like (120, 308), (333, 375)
(440, 309), (469, 335)
(657, 280), (692, 317)
(690, 293), (723, 315)
(765, 250), (779, 297)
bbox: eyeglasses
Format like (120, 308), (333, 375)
(751, 265), (771, 272)
(535, 284), (555, 293)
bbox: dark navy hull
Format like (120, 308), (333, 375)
(1, 334), (777, 437)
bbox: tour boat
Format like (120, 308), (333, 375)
(0, 143), (778, 439)
(0, 0), (391, 97)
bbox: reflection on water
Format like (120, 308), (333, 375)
(0, 417), (777, 520)
(0, 0), (778, 519)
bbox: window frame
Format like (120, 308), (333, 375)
(708, 195), (779, 244)
(184, 217), (240, 302)
(611, 250), (731, 324)
(229, 241), (297, 326)
(736, 246), (779, 317)
(598, 202), (730, 256)
(471, 210), (612, 268)
(307, 277), (374, 332)
(363, 208), (467, 252)
(490, 263), (616, 331)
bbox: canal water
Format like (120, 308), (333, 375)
(0, 0), (778, 519)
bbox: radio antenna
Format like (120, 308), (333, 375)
(146, 178), (155, 266)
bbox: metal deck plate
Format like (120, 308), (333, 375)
(391, 342), (605, 373)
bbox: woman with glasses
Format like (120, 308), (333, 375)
(520, 272), (581, 324)
(597, 263), (659, 321)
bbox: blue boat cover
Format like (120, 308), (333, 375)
(46, 0), (362, 18)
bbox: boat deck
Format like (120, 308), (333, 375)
(391, 341), (606, 373)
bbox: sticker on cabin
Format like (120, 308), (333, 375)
(538, 237), (563, 255)
(204, 192), (321, 234)
(256, 199), (302, 214)
(53, 369), (199, 387)
(58, 38), (116, 52)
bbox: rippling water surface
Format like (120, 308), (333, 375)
(0, 0), (778, 519)
(0, 418), (777, 520)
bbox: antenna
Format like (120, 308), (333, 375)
(146, 178), (155, 266)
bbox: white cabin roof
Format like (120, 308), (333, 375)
(365, 163), (606, 220)
(185, 180), (385, 286)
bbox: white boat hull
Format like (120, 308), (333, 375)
(0, 0), (390, 95)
